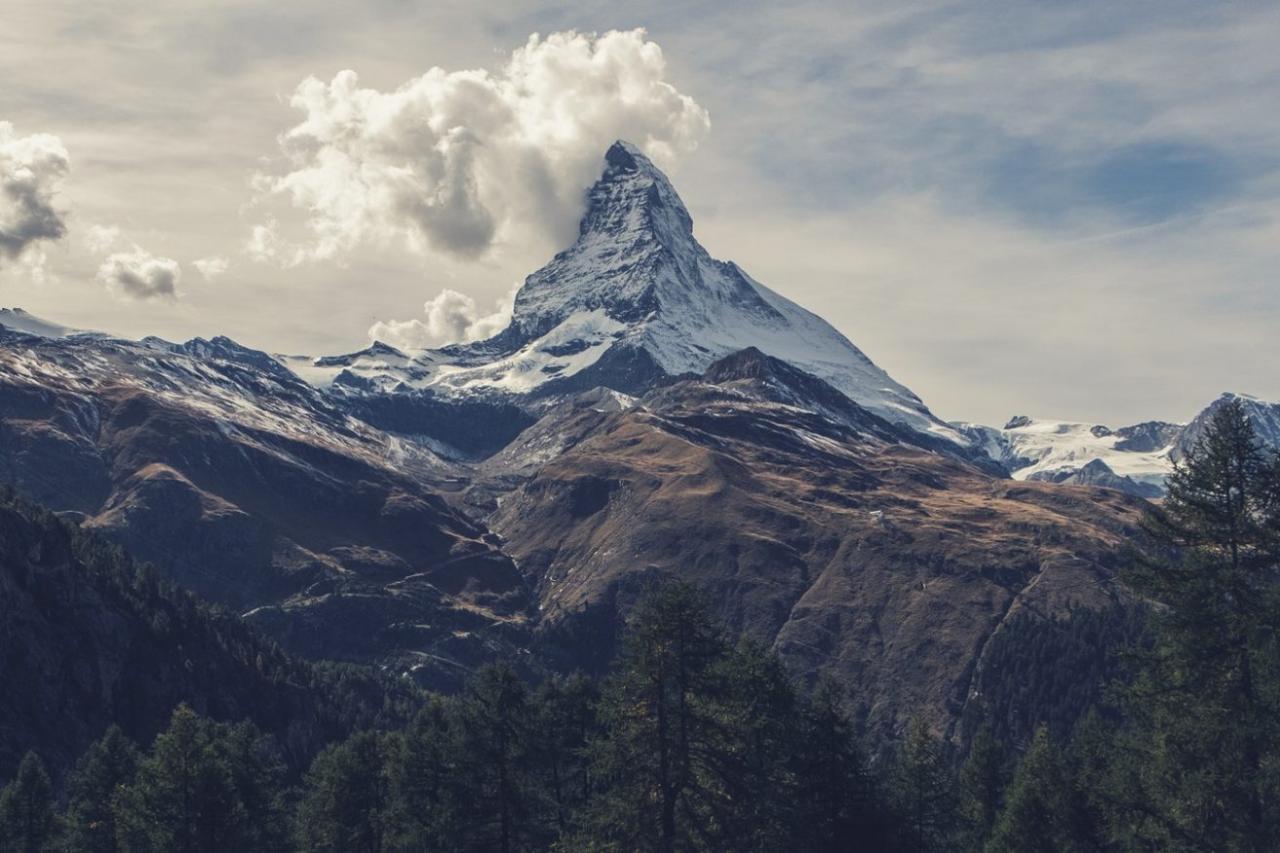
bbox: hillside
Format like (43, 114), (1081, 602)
(0, 490), (414, 781)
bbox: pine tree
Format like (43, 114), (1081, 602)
(705, 639), (804, 850)
(791, 680), (887, 852)
(958, 725), (1006, 851)
(889, 716), (957, 851)
(984, 726), (1068, 853)
(386, 699), (459, 852)
(577, 582), (730, 852)
(1122, 398), (1280, 850)
(0, 752), (57, 853)
(530, 673), (597, 838)
(64, 726), (140, 853)
(450, 664), (537, 853)
(211, 723), (289, 852)
(1061, 710), (1115, 851)
(113, 705), (269, 853)
(295, 730), (392, 853)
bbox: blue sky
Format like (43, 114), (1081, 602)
(1, 0), (1277, 426)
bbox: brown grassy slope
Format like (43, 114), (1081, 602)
(492, 395), (1144, 738)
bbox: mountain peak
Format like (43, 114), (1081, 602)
(603, 139), (648, 171)
(578, 139), (693, 246)
(316, 141), (963, 445)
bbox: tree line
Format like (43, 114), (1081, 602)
(3, 398), (1279, 851)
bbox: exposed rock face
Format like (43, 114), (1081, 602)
(1025, 458), (1164, 499)
(1113, 420), (1183, 453)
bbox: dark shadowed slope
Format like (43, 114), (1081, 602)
(0, 491), (416, 782)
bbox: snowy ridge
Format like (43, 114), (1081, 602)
(0, 325), (458, 484)
(959, 392), (1280, 496)
(959, 417), (1178, 492)
(299, 141), (961, 443)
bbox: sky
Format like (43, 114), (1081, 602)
(1, 0), (1278, 427)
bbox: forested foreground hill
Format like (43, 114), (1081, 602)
(0, 489), (418, 782)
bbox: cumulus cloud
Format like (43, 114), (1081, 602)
(369, 284), (518, 350)
(193, 255), (229, 280)
(0, 121), (70, 263)
(97, 248), (181, 300)
(254, 29), (710, 265)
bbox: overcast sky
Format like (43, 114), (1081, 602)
(2, 0), (1277, 427)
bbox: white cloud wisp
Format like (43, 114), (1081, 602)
(369, 284), (518, 350)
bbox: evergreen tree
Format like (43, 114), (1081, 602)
(706, 640), (803, 851)
(790, 680), (887, 852)
(450, 664), (538, 853)
(958, 725), (1006, 851)
(578, 582), (730, 852)
(63, 726), (140, 853)
(0, 752), (57, 853)
(984, 726), (1069, 853)
(210, 723), (290, 852)
(386, 699), (459, 852)
(889, 716), (957, 852)
(1060, 710), (1119, 851)
(1122, 399), (1280, 850)
(295, 730), (392, 853)
(530, 674), (597, 837)
(114, 705), (279, 853)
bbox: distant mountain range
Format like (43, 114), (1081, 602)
(955, 392), (1280, 498)
(1, 142), (1275, 745)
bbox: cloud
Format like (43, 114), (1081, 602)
(369, 284), (518, 349)
(254, 28), (710, 265)
(96, 248), (181, 300)
(83, 224), (121, 252)
(0, 121), (70, 263)
(193, 255), (229, 280)
(245, 219), (282, 261)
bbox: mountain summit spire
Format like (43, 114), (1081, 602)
(576, 140), (694, 248)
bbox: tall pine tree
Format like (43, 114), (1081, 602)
(63, 726), (140, 853)
(295, 730), (393, 853)
(1123, 399), (1280, 850)
(958, 725), (1006, 851)
(889, 716), (957, 851)
(578, 582), (730, 852)
(450, 664), (538, 853)
(0, 752), (57, 853)
(984, 726), (1069, 853)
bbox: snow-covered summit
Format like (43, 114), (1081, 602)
(310, 141), (960, 442)
(954, 416), (1179, 495)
